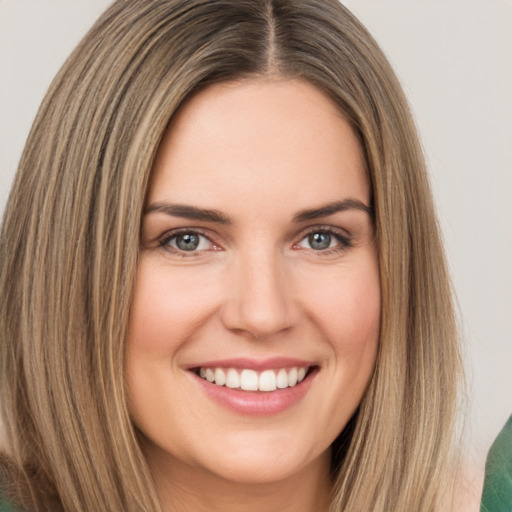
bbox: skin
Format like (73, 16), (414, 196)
(125, 77), (381, 512)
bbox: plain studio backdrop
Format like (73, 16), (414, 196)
(0, 0), (511, 475)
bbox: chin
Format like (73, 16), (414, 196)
(200, 448), (328, 486)
(195, 429), (331, 485)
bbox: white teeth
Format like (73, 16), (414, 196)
(288, 367), (298, 386)
(276, 368), (288, 389)
(197, 366), (310, 392)
(240, 369), (259, 391)
(259, 370), (277, 392)
(225, 368), (240, 388)
(214, 368), (226, 386)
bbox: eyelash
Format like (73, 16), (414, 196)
(157, 228), (218, 257)
(157, 226), (353, 256)
(294, 227), (353, 254)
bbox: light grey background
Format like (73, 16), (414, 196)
(1, 0), (511, 470)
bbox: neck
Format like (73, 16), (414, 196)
(150, 449), (332, 512)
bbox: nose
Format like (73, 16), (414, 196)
(220, 249), (298, 339)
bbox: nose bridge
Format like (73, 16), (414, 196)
(221, 244), (295, 338)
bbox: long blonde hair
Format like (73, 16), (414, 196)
(0, 1), (462, 510)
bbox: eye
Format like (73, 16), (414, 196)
(296, 228), (351, 252)
(160, 230), (215, 253)
(304, 232), (332, 251)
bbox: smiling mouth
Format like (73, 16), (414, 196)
(193, 366), (314, 392)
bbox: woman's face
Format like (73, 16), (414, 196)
(126, 78), (380, 488)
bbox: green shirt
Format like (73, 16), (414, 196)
(0, 498), (14, 511)
(481, 415), (512, 512)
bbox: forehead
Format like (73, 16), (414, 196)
(148, 78), (369, 211)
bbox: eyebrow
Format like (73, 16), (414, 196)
(145, 198), (373, 224)
(145, 203), (232, 224)
(292, 199), (373, 222)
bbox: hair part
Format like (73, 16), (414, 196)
(0, 1), (463, 510)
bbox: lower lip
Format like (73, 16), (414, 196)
(190, 370), (316, 416)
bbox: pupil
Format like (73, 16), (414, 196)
(177, 233), (199, 251)
(309, 232), (331, 250)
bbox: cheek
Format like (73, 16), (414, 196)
(300, 256), (381, 365)
(126, 258), (219, 355)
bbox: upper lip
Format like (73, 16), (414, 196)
(186, 357), (317, 371)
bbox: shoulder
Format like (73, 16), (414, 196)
(481, 416), (512, 512)
(449, 463), (485, 512)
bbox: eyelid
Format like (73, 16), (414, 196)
(294, 225), (353, 252)
(157, 227), (222, 254)
(152, 224), (353, 256)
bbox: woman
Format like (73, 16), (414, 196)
(0, 0), (463, 510)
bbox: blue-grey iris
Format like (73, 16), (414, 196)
(176, 233), (200, 251)
(309, 232), (331, 250)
